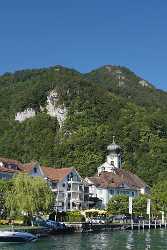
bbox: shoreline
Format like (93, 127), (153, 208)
(0, 221), (166, 236)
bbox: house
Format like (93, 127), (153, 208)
(0, 157), (22, 180)
(86, 137), (148, 208)
(0, 156), (89, 211)
(21, 162), (89, 211)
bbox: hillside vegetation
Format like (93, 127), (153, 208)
(0, 65), (167, 185)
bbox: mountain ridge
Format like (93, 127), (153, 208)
(0, 64), (167, 186)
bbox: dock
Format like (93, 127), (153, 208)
(64, 221), (167, 233)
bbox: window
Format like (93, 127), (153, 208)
(67, 173), (73, 181)
(68, 193), (71, 199)
(67, 184), (71, 190)
(34, 167), (37, 173)
(52, 182), (57, 189)
(7, 164), (19, 170)
(70, 173), (73, 180)
(79, 194), (83, 200)
(110, 189), (114, 195)
(62, 183), (66, 188)
(72, 202), (76, 207)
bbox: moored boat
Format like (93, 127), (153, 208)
(0, 231), (37, 243)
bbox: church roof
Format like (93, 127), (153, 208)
(107, 143), (121, 152)
(87, 168), (146, 189)
(107, 136), (121, 153)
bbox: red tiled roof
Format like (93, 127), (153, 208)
(0, 158), (75, 182)
(0, 157), (22, 169)
(41, 166), (73, 181)
(88, 168), (146, 189)
(20, 162), (36, 172)
(0, 166), (19, 174)
(21, 162), (73, 181)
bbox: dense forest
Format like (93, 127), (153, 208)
(0, 65), (167, 186)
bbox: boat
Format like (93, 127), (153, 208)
(45, 220), (66, 230)
(0, 231), (37, 243)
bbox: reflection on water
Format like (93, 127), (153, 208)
(126, 231), (134, 249)
(160, 229), (164, 238)
(1, 229), (167, 250)
(145, 230), (151, 250)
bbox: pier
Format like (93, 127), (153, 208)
(64, 221), (167, 233)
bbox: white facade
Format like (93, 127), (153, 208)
(56, 173), (85, 211)
(29, 163), (87, 211)
(87, 178), (140, 208)
(98, 137), (121, 175)
(86, 139), (147, 208)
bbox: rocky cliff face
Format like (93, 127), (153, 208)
(15, 90), (67, 128)
(45, 90), (67, 128)
(15, 108), (36, 122)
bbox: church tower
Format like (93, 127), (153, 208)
(106, 136), (121, 168)
(98, 136), (122, 175)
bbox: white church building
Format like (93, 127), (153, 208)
(86, 137), (148, 208)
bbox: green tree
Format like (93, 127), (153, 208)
(151, 180), (167, 215)
(133, 195), (149, 217)
(0, 180), (12, 218)
(5, 173), (54, 224)
(107, 195), (129, 215)
(1, 65), (167, 186)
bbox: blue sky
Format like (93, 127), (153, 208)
(0, 0), (167, 90)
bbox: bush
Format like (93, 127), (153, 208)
(64, 211), (85, 222)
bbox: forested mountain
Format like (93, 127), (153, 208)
(86, 65), (167, 109)
(0, 65), (167, 186)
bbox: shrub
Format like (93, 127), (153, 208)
(64, 211), (85, 222)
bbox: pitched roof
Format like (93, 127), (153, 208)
(87, 168), (146, 189)
(0, 157), (23, 170)
(0, 166), (19, 174)
(41, 166), (73, 181)
(21, 162), (73, 181)
(0, 158), (75, 182)
(20, 162), (36, 172)
(0, 157), (21, 165)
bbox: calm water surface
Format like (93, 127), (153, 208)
(1, 229), (167, 250)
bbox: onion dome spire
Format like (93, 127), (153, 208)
(107, 136), (121, 153)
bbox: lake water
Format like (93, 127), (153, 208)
(1, 229), (167, 250)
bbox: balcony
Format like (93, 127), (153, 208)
(69, 193), (84, 201)
(67, 180), (82, 184)
(67, 190), (84, 194)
